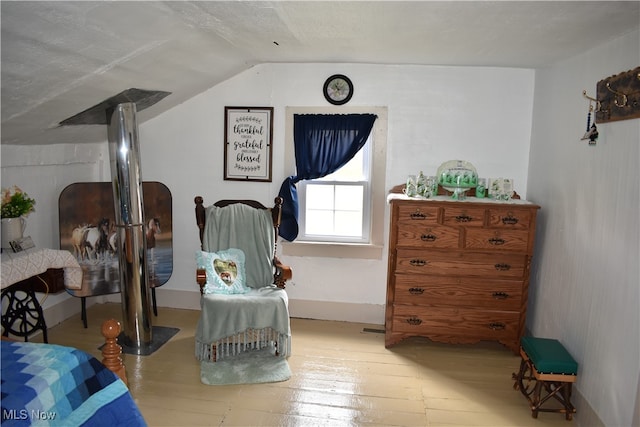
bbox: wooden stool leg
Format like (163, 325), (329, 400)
(531, 380), (543, 418)
(513, 357), (527, 390)
(563, 383), (575, 420)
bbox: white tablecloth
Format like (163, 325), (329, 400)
(1, 248), (82, 290)
(387, 193), (535, 205)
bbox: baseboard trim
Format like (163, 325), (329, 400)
(149, 288), (201, 311)
(43, 296), (83, 328)
(288, 299), (384, 325)
(107, 288), (386, 325)
(41, 289), (386, 328)
(573, 388), (605, 427)
(41, 295), (112, 331)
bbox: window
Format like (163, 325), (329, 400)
(282, 107), (388, 259)
(298, 138), (371, 243)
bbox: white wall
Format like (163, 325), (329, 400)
(1, 64), (535, 325)
(138, 63), (535, 322)
(1, 142), (110, 316)
(527, 29), (639, 427)
(2, 64), (535, 324)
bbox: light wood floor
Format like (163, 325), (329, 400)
(40, 303), (573, 427)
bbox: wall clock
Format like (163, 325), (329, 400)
(323, 74), (353, 105)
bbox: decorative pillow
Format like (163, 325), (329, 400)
(195, 248), (249, 295)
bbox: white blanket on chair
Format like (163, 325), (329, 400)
(195, 287), (291, 361)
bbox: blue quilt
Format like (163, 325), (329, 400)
(1, 341), (146, 427)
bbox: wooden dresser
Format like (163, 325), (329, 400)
(385, 190), (540, 354)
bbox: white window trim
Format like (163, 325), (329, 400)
(297, 144), (371, 244)
(281, 106), (388, 259)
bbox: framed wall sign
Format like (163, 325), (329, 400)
(224, 106), (273, 182)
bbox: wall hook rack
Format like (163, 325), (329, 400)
(596, 66), (640, 123)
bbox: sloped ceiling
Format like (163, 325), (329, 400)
(1, 1), (639, 146)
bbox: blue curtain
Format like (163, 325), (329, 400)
(278, 113), (377, 241)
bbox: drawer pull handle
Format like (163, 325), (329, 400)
(421, 233), (437, 242)
(410, 259), (427, 267)
(489, 322), (506, 330)
(410, 211), (426, 220)
(492, 291), (509, 299)
(455, 214), (472, 222)
(488, 237), (506, 245)
(494, 263), (511, 271)
(406, 317), (423, 326)
(502, 215), (519, 225)
(409, 287), (425, 295)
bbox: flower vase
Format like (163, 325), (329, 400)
(1, 217), (26, 249)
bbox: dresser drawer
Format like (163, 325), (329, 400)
(488, 208), (531, 230)
(396, 224), (459, 248)
(442, 206), (485, 227)
(396, 249), (526, 278)
(396, 204), (439, 224)
(465, 229), (530, 252)
(394, 275), (522, 310)
(392, 305), (519, 341)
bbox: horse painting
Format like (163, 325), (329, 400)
(70, 218), (110, 261)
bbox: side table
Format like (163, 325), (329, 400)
(1, 248), (82, 342)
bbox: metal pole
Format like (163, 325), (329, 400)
(107, 102), (152, 348)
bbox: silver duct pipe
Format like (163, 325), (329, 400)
(60, 88), (170, 352)
(107, 102), (152, 347)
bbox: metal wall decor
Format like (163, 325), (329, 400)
(581, 91), (599, 145)
(595, 66), (640, 123)
(224, 107), (273, 182)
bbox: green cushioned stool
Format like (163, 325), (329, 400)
(512, 336), (578, 420)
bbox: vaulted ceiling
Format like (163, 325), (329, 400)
(2, 1), (638, 146)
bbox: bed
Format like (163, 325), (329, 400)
(1, 321), (146, 427)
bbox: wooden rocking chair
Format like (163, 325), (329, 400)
(193, 196), (292, 362)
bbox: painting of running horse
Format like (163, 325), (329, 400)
(59, 182), (173, 299)
(71, 218), (111, 261)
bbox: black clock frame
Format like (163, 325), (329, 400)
(323, 74), (354, 105)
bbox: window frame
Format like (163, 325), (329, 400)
(297, 142), (371, 243)
(281, 106), (388, 260)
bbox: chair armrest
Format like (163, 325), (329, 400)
(273, 256), (292, 289)
(196, 268), (207, 295)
